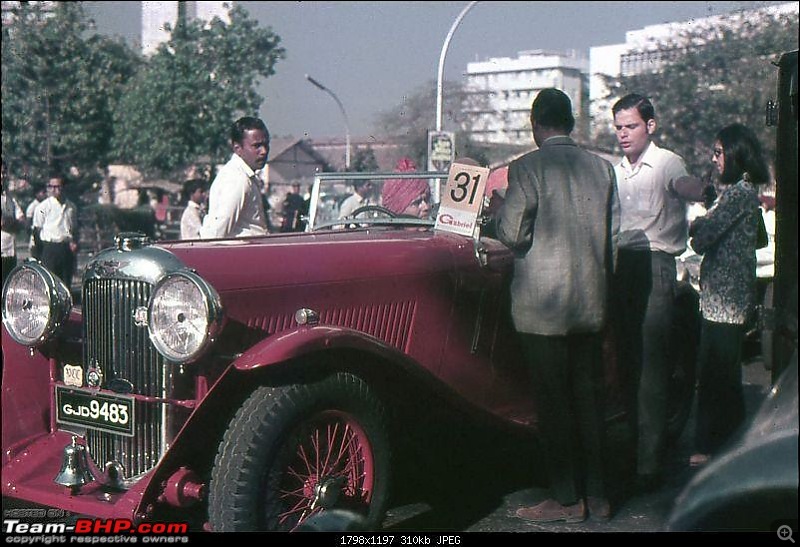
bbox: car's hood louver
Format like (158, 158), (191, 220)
(247, 300), (416, 351)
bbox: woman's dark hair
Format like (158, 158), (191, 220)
(715, 124), (770, 185)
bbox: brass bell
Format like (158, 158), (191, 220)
(54, 436), (96, 491)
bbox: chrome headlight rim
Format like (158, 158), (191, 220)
(147, 270), (224, 364)
(2, 260), (73, 347)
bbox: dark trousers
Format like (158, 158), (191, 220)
(40, 241), (75, 288)
(2, 255), (17, 288)
(694, 319), (745, 454)
(519, 332), (606, 505)
(613, 249), (676, 476)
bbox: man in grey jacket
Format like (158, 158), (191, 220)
(494, 88), (620, 524)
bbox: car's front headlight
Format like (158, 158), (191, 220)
(2, 261), (72, 346)
(148, 271), (224, 363)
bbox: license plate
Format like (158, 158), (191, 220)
(56, 386), (135, 437)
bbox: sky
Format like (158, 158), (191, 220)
(83, 1), (789, 140)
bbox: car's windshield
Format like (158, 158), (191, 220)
(308, 171), (448, 231)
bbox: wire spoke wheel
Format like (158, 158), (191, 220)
(209, 373), (390, 532)
(270, 410), (375, 530)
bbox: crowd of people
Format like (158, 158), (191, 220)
(1, 91), (774, 527)
(487, 89), (771, 524)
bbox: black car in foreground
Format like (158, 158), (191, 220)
(665, 350), (798, 531)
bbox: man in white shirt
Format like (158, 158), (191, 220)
(32, 173), (78, 287)
(180, 179), (208, 240)
(200, 117), (270, 239)
(26, 184), (47, 259)
(610, 94), (705, 492)
(2, 164), (25, 287)
(338, 180), (374, 219)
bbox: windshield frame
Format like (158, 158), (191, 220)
(307, 171), (449, 232)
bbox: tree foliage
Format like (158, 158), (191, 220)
(112, 4), (285, 178)
(374, 80), (493, 168)
(601, 10), (798, 177)
(351, 147), (379, 172)
(1, 2), (139, 186)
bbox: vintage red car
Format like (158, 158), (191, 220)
(1, 170), (696, 531)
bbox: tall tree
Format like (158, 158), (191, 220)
(112, 4), (285, 177)
(600, 9), (798, 176)
(1, 2), (139, 186)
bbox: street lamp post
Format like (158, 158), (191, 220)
(436, 1), (479, 132)
(306, 74), (351, 170)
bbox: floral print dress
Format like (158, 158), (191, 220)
(689, 179), (760, 325)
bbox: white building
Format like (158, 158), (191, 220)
(589, 1), (798, 134)
(464, 50), (589, 145)
(142, 1), (231, 56)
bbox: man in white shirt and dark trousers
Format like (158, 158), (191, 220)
(26, 184), (47, 259)
(2, 162), (26, 287)
(32, 172), (79, 288)
(200, 117), (270, 239)
(610, 94), (706, 492)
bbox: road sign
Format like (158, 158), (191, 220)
(427, 131), (455, 172)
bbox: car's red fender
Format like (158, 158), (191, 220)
(232, 323), (413, 371)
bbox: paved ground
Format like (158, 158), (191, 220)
(382, 357), (773, 533)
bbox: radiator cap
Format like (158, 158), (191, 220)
(115, 232), (150, 252)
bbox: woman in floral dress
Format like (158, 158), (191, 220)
(688, 124), (771, 467)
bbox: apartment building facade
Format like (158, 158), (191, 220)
(463, 50), (589, 145)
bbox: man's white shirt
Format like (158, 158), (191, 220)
(180, 200), (204, 240)
(33, 196), (77, 244)
(1, 192), (24, 257)
(200, 154), (268, 239)
(338, 193), (371, 219)
(614, 141), (690, 255)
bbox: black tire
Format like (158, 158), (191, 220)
(208, 372), (391, 531)
(666, 290), (700, 443)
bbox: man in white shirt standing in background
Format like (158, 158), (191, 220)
(338, 180), (374, 219)
(2, 162), (25, 287)
(180, 179), (209, 240)
(32, 172), (78, 288)
(200, 117), (270, 239)
(26, 183), (47, 259)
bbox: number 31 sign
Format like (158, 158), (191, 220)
(435, 161), (489, 236)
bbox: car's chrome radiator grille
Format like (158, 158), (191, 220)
(82, 278), (166, 478)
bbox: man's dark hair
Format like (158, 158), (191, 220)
(715, 123), (771, 185)
(530, 88), (575, 133)
(48, 171), (66, 184)
(612, 93), (655, 122)
(230, 116), (269, 145)
(182, 178), (208, 203)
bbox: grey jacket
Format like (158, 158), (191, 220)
(495, 135), (620, 335)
